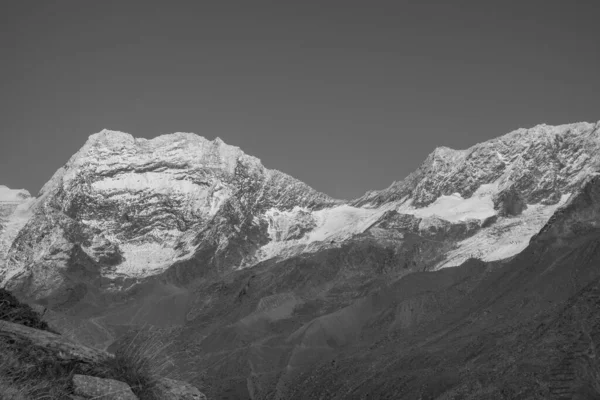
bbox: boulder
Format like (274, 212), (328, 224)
(156, 377), (207, 399)
(72, 374), (138, 399)
(0, 319), (113, 367)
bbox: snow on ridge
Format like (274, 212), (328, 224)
(0, 197), (36, 266)
(397, 183), (498, 222)
(85, 129), (258, 172)
(0, 186), (31, 202)
(252, 203), (399, 266)
(252, 178), (570, 270)
(307, 205), (386, 242)
(112, 241), (180, 278)
(91, 172), (200, 193)
(436, 193), (571, 269)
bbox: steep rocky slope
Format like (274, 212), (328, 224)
(158, 173), (600, 399)
(286, 174), (600, 400)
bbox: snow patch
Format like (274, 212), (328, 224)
(91, 172), (231, 216)
(307, 205), (384, 242)
(436, 193), (571, 269)
(92, 172), (199, 194)
(0, 193), (36, 267)
(0, 186), (31, 202)
(111, 242), (180, 278)
(250, 204), (394, 266)
(397, 183), (498, 222)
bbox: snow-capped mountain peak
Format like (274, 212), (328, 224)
(1, 121), (599, 302)
(1, 130), (338, 298)
(354, 121), (600, 208)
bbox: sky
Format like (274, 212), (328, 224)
(1, 1), (599, 200)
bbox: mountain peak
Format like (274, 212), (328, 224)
(1, 128), (337, 292)
(53, 130), (262, 190)
(353, 121), (600, 208)
(87, 129), (238, 154)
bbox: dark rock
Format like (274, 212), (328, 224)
(0, 288), (52, 331)
(0, 319), (113, 368)
(493, 187), (528, 216)
(481, 214), (498, 228)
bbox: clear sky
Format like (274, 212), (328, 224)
(1, 1), (599, 200)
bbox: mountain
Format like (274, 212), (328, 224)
(1, 120), (599, 399)
(288, 173), (600, 399)
(355, 122), (600, 208)
(0, 130), (337, 302)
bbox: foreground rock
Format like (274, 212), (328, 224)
(0, 319), (113, 368)
(0, 318), (208, 399)
(156, 377), (208, 400)
(73, 374), (137, 400)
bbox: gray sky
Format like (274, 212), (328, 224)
(1, 1), (599, 200)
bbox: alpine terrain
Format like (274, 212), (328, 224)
(1, 120), (600, 399)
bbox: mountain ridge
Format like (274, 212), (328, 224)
(1, 120), (600, 399)
(1, 120), (599, 301)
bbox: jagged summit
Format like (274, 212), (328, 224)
(41, 129), (336, 205)
(1, 129), (338, 298)
(87, 129), (235, 150)
(60, 129), (261, 179)
(353, 121), (600, 208)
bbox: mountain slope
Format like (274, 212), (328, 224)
(286, 174), (600, 399)
(1, 121), (600, 399)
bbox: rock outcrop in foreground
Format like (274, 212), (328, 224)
(0, 318), (207, 399)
